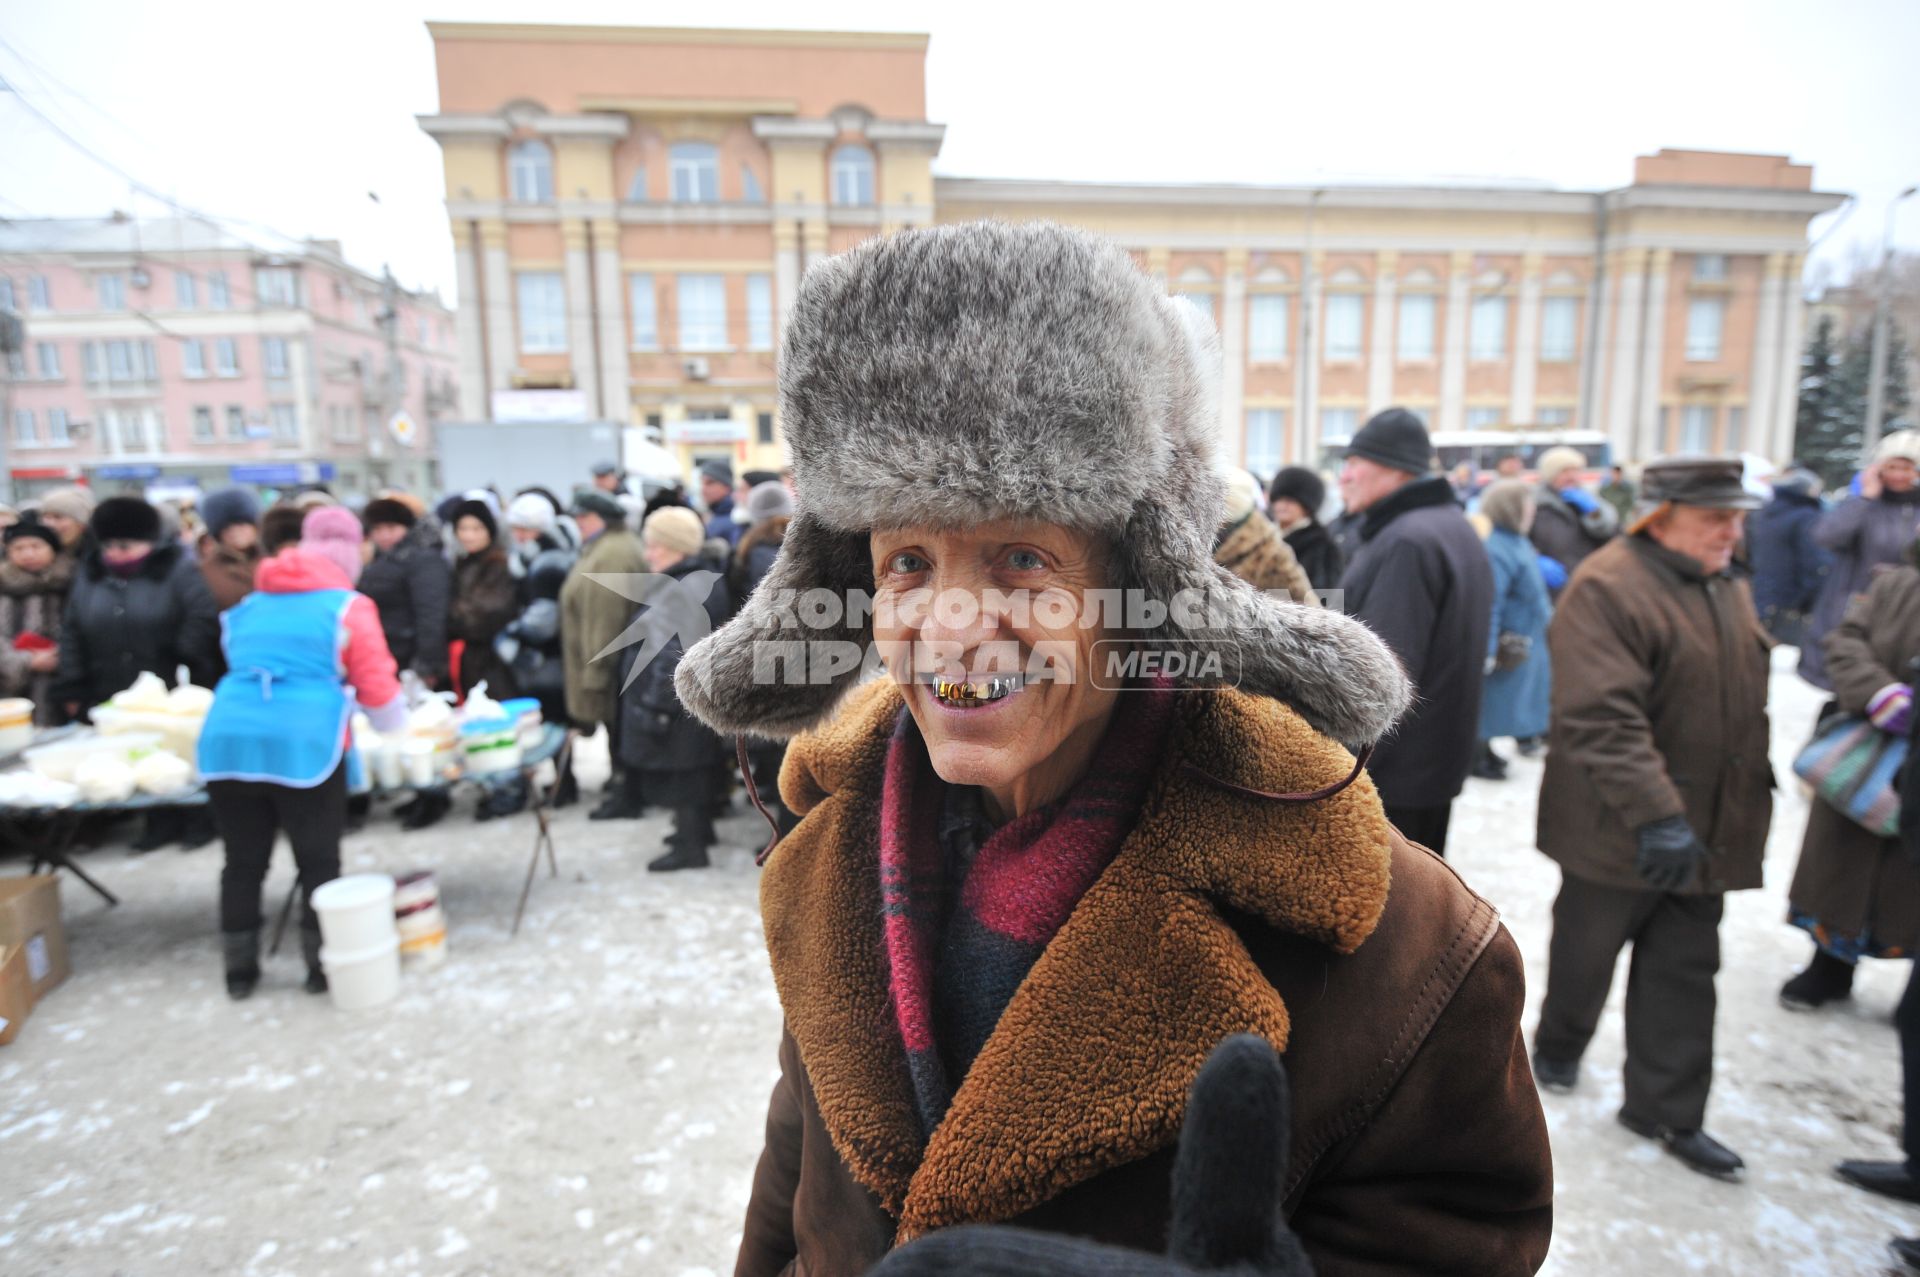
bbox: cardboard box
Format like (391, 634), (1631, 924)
(0, 944), (30, 1045)
(0, 876), (69, 1005)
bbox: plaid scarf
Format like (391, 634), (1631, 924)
(880, 685), (1174, 1137)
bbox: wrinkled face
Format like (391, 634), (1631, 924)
(1337, 456), (1412, 514)
(8, 538), (54, 572)
(1271, 497), (1309, 528)
(455, 515), (492, 556)
(1650, 505), (1745, 574)
(870, 520), (1120, 818)
(219, 523), (258, 552)
(369, 522), (408, 552)
(573, 511), (605, 541)
(1884, 458), (1918, 493)
(100, 539), (152, 566)
(40, 512), (82, 546)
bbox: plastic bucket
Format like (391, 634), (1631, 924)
(320, 937), (401, 1011)
(310, 874), (398, 952)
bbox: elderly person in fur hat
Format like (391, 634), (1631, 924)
(677, 222), (1551, 1275)
(1801, 429), (1920, 689)
(0, 519), (72, 724)
(33, 485), (95, 554)
(1212, 466), (1314, 604)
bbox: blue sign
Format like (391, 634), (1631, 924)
(94, 464), (161, 480)
(229, 462), (336, 485)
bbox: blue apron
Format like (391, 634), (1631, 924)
(198, 589), (358, 788)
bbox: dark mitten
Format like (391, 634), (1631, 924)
(869, 1034), (1313, 1277)
(1633, 815), (1705, 891)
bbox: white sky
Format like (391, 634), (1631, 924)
(4, 0), (1918, 303)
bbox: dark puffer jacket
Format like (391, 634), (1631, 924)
(1800, 490), (1920, 689)
(616, 549), (732, 776)
(53, 541), (222, 710)
(496, 547), (576, 726)
(357, 520), (452, 684)
(1748, 478), (1831, 646)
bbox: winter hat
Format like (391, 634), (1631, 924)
(742, 468), (782, 489)
(38, 486), (96, 525)
(745, 480), (794, 524)
(643, 506), (705, 558)
(449, 498), (499, 546)
(200, 486), (262, 541)
(506, 492), (558, 538)
(1267, 466), (1326, 518)
(1479, 479), (1535, 534)
(1536, 446), (1588, 487)
(675, 219), (1411, 748)
(568, 488), (626, 523)
(697, 459), (734, 487)
(302, 506), (365, 585)
(1875, 430), (1920, 467)
(1218, 464), (1264, 526)
(90, 496), (162, 544)
(362, 497), (417, 530)
(4, 518), (60, 553)
(290, 488), (338, 512)
(591, 459), (621, 479)
(1344, 408), (1432, 476)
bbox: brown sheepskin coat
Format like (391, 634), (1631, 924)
(1213, 511), (1316, 603)
(737, 680), (1553, 1276)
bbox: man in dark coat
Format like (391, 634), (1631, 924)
(356, 497), (452, 688)
(1748, 467), (1831, 646)
(697, 459), (743, 549)
(1267, 466), (1345, 595)
(1531, 455), (1769, 1180)
(1335, 408), (1493, 856)
(1529, 445), (1617, 595)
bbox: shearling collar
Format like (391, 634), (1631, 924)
(763, 679), (1393, 1240)
(0, 555), (73, 597)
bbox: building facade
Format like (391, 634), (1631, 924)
(420, 22), (1843, 477)
(0, 217), (457, 503)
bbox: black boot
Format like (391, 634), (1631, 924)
(1469, 742), (1508, 781)
(222, 930), (261, 1001)
(1780, 948), (1856, 1011)
(590, 768), (644, 821)
(550, 765), (579, 809)
(132, 808), (182, 853)
(1617, 1112), (1745, 1180)
(650, 804), (714, 871)
(400, 789), (451, 831)
(300, 921), (328, 995)
(176, 808), (218, 851)
(648, 842), (712, 872)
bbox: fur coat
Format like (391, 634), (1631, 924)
(0, 554), (74, 724)
(1212, 512), (1315, 604)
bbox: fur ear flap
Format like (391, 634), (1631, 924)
(676, 510), (877, 740)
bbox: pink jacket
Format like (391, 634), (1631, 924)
(255, 548), (408, 733)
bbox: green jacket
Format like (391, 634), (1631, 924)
(559, 528), (648, 727)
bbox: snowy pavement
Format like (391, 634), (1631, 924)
(3, 654), (1919, 1276)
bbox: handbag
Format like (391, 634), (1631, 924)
(1793, 712), (1906, 838)
(1492, 632), (1532, 674)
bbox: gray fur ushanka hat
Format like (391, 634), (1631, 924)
(676, 220), (1412, 748)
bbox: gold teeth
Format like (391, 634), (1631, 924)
(934, 677), (1017, 704)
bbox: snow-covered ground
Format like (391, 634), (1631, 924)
(2, 652), (1917, 1276)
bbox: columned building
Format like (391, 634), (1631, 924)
(420, 21), (1843, 476)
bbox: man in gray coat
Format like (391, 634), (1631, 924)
(1336, 408), (1494, 856)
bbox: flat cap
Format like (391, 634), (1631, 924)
(1641, 454), (1764, 511)
(568, 488), (627, 521)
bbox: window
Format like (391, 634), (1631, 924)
(183, 340), (207, 378)
(141, 340), (157, 381)
(0, 279), (12, 310)
(509, 140), (554, 202)
(741, 165), (764, 203)
(83, 342), (100, 383)
(1245, 409), (1286, 477)
(1397, 294), (1436, 360)
(1249, 295), (1289, 361)
(1323, 295), (1363, 361)
(1540, 297), (1578, 362)
(106, 340), (134, 381)
(97, 273), (126, 310)
(1685, 298), (1725, 361)
(225, 406), (247, 439)
(208, 271), (230, 310)
(747, 273), (773, 350)
(1693, 253), (1728, 282)
(677, 274), (728, 350)
(193, 406), (215, 441)
(1537, 407), (1573, 427)
(34, 342), (60, 379)
(12, 410), (34, 446)
(256, 267), (299, 307)
(175, 271), (197, 309)
(1321, 406), (1359, 443)
(46, 407), (68, 444)
(28, 276), (50, 309)
(831, 145), (876, 206)
(1466, 407), (1506, 429)
(263, 337), (290, 378)
(271, 404), (298, 441)
(1680, 404), (1715, 452)
(625, 166), (649, 202)
(1469, 296), (1508, 360)
(1176, 293), (1215, 325)
(215, 338), (240, 376)
(669, 144), (720, 203)
(516, 273), (567, 353)
(628, 274), (658, 349)
(757, 412), (775, 445)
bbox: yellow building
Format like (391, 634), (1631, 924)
(419, 22), (1844, 475)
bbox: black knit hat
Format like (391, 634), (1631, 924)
(1267, 466), (1326, 517)
(449, 498), (498, 545)
(1345, 408), (1433, 476)
(200, 485), (261, 540)
(90, 495), (163, 544)
(362, 497), (417, 530)
(3, 518), (60, 553)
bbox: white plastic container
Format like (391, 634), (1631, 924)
(24, 731), (164, 782)
(0, 698), (33, 756)
(310, 874), (398, 953)
(320, 937), (401, 1010)
(372, 740), (405, 790)
(401, 738), (437, 787)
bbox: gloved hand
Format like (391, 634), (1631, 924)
(1536, 555), (1568, 592)
(1868, 683), (1914, 735)
(869, 1034), (1314, 1277)
(1560, 486), (1599, 515)
(1634, 815), (1705, 891)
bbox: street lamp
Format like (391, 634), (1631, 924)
(1863, 184), (1918, 452)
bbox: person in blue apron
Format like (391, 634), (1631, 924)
(198, 506), (407, 1000)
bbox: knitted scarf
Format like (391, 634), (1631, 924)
(879, 684), (1174, 1137)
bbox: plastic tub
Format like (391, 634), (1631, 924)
(401, 739), (437, 787)
(320, 936), (401, 1011)
(460, 716), (522, 775)
(498, 698), (543, 749)
(310, 874), (398, 952)
(24, 731), (164, 782)
(0, 699), (33, 756)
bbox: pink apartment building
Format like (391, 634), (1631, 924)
(0, 216), (457, 504)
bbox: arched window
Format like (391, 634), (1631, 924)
(669, 143), (720, 203)
(508, 140), (553, 203)
(831, 145), (875, 206)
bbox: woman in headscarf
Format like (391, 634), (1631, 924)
(1801, 430), (1920, 688)
(675, 222), (1552, 1275)
(1472, 480), (1554, 781)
